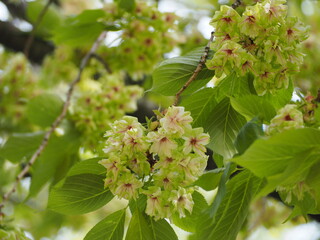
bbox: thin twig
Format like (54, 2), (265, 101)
(24, 0), (53, 58)
(173, 31), (215, 106)
(231, 0), (242, 9)
(0, 31), (107, 217)
(91, 53), (113, 74)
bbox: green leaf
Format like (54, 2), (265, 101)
(0, 132), (43, 163)
(26, 94), (64, 128)
(197, 170), (263, 240)
(118, 0), (136, 12)
(196, 162), (234, 231)
(67, 157), (106, 176)
(259, 148), (320, 197)
(231, 95), (276, 122)
(150, 47), (214, 96)
(262, 80), (293, 110)
(234, 118), (264, 155)
(205, 98), (246, 159)
(194, 168), (224, 191)
(125, 209), (153, 240)
(48, 173), (113, 215)
(29, 121), (81, 197)
(181, 88), (217, 128)
(129, 194), (147, 213)
(232, 128), (320, 178)
(214, 72), (253, 102)
(306, 161), (320, 212)
(26, 0), (62, 36)
(84, 209), (126, 240)
(148, 218), (178, 240)
(172, 191), (208, 233)
(52, 9), (106, 47)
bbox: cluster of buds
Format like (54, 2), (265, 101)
(70, 74), (143, 150)
(102, 1), (179, 77)
(0, 53), (37, 129)
(99, 106), (210, 219)
(266, 104), (304, 135)
(206, 0), (309, 95)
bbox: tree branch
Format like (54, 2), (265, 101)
(173, 31), (215, 106)
(0, 31), (107, 218)
(24, 0), (53, 58)
(231, 0), (242, 9)
(91, 53), (113, 74)
(0, 0), (27, 21)
(0, 21), (54, 63)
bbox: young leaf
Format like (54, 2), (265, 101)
(205, 98), (246, 159)
(84, 209), (126, 240)
(125, 209), (153, 240)
(48, 173), (113, 215)
(26, 94), (64, 128)
(181, 87), (217, 128)
(150, 47), (214, 96)
(230, 95), (276, 122)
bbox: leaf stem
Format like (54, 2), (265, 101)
(0, 31), (107, 219)
(173, 31), (214, 106)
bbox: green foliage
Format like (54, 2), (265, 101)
(118, 0), (136, 12)
(52, 9), (107, 47)
(205, 97), (246, 159)
(0, 132), (43, 163)
(196, 170), (264, 240)
(151, 48), (215, 96)
(181, 88), (217, 128)
(26, 0), (62, 36)
(48, 173), (113, 215)
(29, 121), (81, 197)
(84, 209), (126, 240)
(171, 191), (208, 232)
(231, 95), (276, 122)
(125, 209), (153, 240)
(234, 118), (264, 155)
(0, 0), (319, 239)
(26, 94), (64, 128)
(48, 157), (114, 215)
(193, 168), (224, 191)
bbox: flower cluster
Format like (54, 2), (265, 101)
(266, 104), (304, 135)
(0, 53), (37, 129)
(102, 1), (179, 77)
(100, 106), (210, 219)
(70, 74), (143, 150)
(206, 0), (309, 95)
